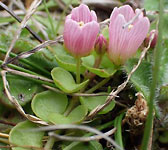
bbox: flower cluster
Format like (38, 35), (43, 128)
(63, 4), (150, 65)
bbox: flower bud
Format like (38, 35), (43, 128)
(145, 30), (158, 48)
(95, 34), (107, 55)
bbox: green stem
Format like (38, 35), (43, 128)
(63, 120), (114, 150)
(64, 97), (78, 116)
(141, 0), (164, 150)
(43, 0), (56, 37)
(114, 113), (124, 150)
(0, 48), (50, 76)
(93, 55), (103, 68)
(85, 77), (111, 94)
(0, 138), (9, 145)
(55, 0), (72, 35)
(44, 137), (55, 150)
(76, 57), (81, 84)
(0, 60), (55, 88)
(88, 54), (103, 79)
(0, 60), (36, 75)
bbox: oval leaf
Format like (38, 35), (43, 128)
(82, 54), (117, 78)
(51, 67), (89, 93)
(80, 94), (115, 114)
(9, 121), (44, 150)
(67, 105), (88, 123)
(49, 105), (88, 124)
(0, 75), (42, 107)
(31, 90), (68, 122)
(55, 54), (85, 73)
(54, 44), (85, 73)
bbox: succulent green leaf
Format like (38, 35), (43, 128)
(51, 67), (89, 93)
(31, 90), (68, 122)
(80, 94), (115, 114)
(9, 121), (44, 150)
(82, 54), (117, 78)
(49, 105), (88, 124)
(0, 75), (42, 107)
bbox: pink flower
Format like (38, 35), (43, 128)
(108, 5), (150, 65)
(63, 4), (100, 57)
(95, 34), (107, 55)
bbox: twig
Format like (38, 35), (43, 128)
(1, 0), (42, 65)
(1, 70), (27, 117)
(2, 36), (63, 67)
(0, 1), (48, 126)
(30, 124), (123, 150)
(122, 8), (144, 29)
(0, 120), (16, 126)
(0, 133), (9, 138)
(13, 0), (25, 12)
(1, 70), (48, 125)
(2, 70), (45, 124)
(87, 32), (155, 119)
(0, 1), (43, 43)
(42, 84), (119, 97)
(100, 18), (110, 30)
(49, 127), (116, 141)
(4, 67), (53, 83)
(54, 0), (72, 13)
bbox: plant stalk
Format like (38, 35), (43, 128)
(44, 136), (55, 150)
(76, 57), (81, 84)
(85, 77), (111, 94)
(141, 0), (164, 149)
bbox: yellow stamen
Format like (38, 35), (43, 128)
(78, 21), (84, 27)
(128, 24), (133, 31)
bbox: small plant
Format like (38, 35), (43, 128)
(0, 0), (167, 150)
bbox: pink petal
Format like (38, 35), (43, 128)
(118, 5), (135, 22)
(108, 14), (127, 64)
(124, 17), (150, 59)
(110, 5), (135, 23)
(91, 10), (97, 22)
(71, 4), (93, 23)
(108, 5), (150, 65)
(63, 19), (99, 57)
(72, 21), (99, 57)
(79, 21), (99, 56)
(63, 19), (81, 55)
(110, 7), (120, 23)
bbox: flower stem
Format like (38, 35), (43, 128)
(93, 54), (103, 68)
(44, 137), (55, 150)
(89, 54), (103, 79)
(43, 0), (56, 37)
(64, 97), (78, 116)
(0, 60), (56, 88)
(0, 48), (50, 76)
(114, 113), (124, 150)
(76, 57), (81, 84)
(141, 0), (164, 149)
(85, 77), (111, 94)
(55, 0), (72, 35)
